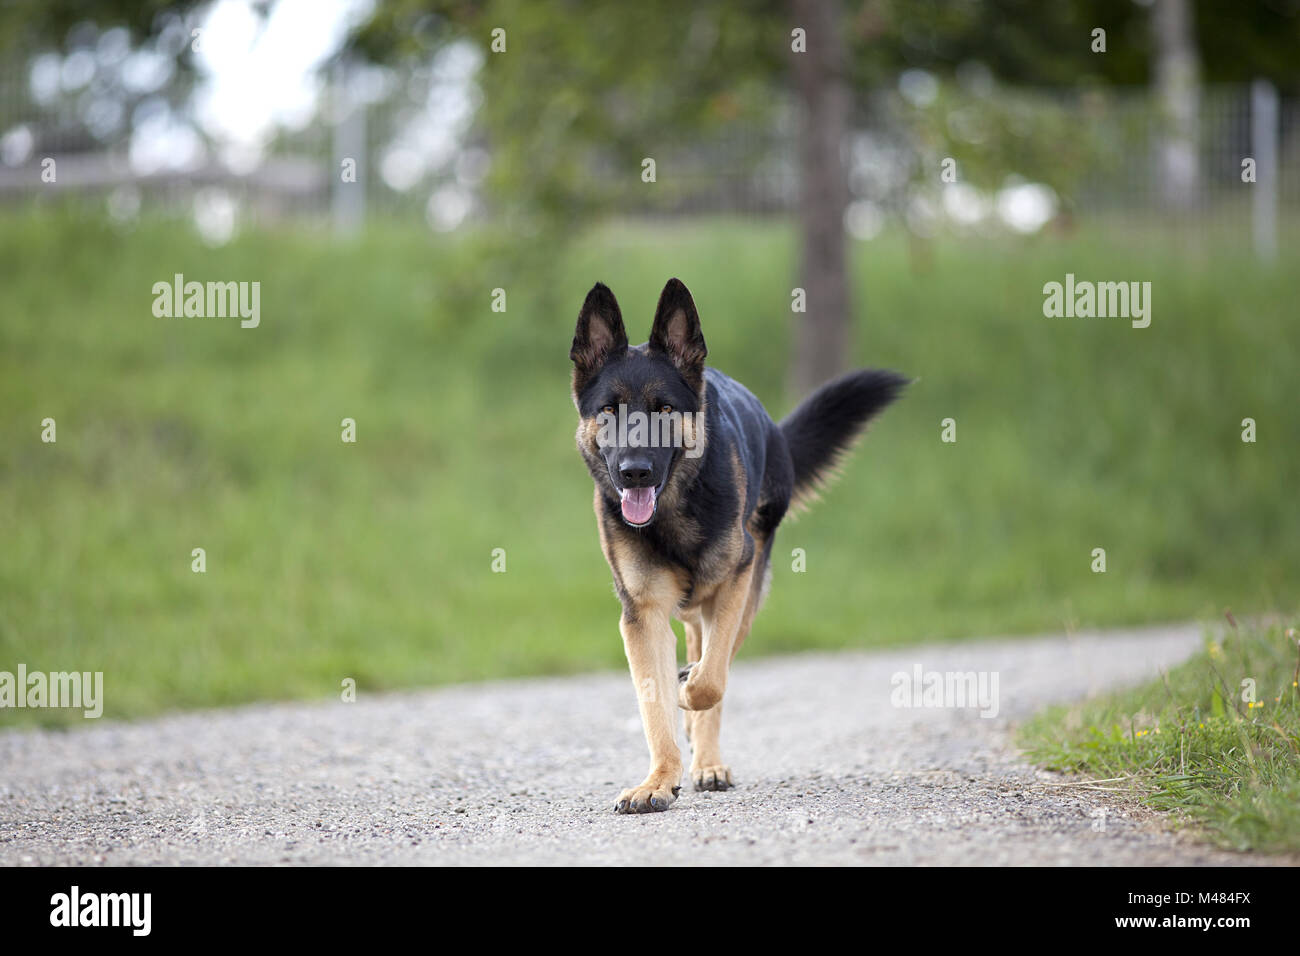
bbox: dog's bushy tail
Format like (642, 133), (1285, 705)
(780, 368), (909, 510)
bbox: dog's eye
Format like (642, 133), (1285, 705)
(601, 405), (615, 416)
(659, 404), (673, 414)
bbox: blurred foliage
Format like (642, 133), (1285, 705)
(852, 0), (1299, 90)
(847, 0), (1149, 87)
(341, 0), (1300, 225)
(876, 83), (1110, 211)
(4, 1), (1298, 230)
(352, 0), (788, 226)
(9, 0), (1296, 87)
(0, 0), (197, 58)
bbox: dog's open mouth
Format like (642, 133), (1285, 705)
(619, 486), (658, 526)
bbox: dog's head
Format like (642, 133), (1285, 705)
(570, 278), (707, 528)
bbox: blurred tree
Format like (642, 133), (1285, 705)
(790, 0), (852, 394)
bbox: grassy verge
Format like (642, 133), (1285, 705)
(1019, 621), (1300, 853)
(2, 206), (1297, 725)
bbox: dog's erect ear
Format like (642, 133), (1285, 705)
(570, 283), (628, 390)
(648, 278), (707, 386)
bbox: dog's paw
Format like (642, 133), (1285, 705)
(614, 779), (681, 814)
(692, 765), (733, 792)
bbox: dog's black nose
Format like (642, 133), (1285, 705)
(618, 457), (653, 486)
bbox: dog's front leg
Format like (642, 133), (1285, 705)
(615, 605), (683, 814)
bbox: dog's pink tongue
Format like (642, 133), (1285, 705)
(621, 487), (656, 524)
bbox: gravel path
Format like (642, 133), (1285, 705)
(0, 624), (1276, 866)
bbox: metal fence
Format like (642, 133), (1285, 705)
(0, 49), (1294, 254)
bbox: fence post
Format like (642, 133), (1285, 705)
(332, 60), (366, 236)
(1250, 78), (1278, 263)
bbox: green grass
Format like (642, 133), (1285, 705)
(1019, 621), (1300, 853)
(1, 205), (1297, 725)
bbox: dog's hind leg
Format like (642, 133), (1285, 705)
(680, 610), (731, 790)
(688, 707), (728, 791)
(678, 561), (755, 791)
(678, 560), (752, 713)
(682, 533), (776, 791)
(730, 533), (773, 662)
(685, 698), (730, 791)
(680, 611), (703, 747)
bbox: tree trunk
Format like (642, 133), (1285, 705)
(1152, 0), (1200, 211)
(789, 0), (851, 398)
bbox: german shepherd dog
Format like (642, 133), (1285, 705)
(570, 278), (906, 813)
